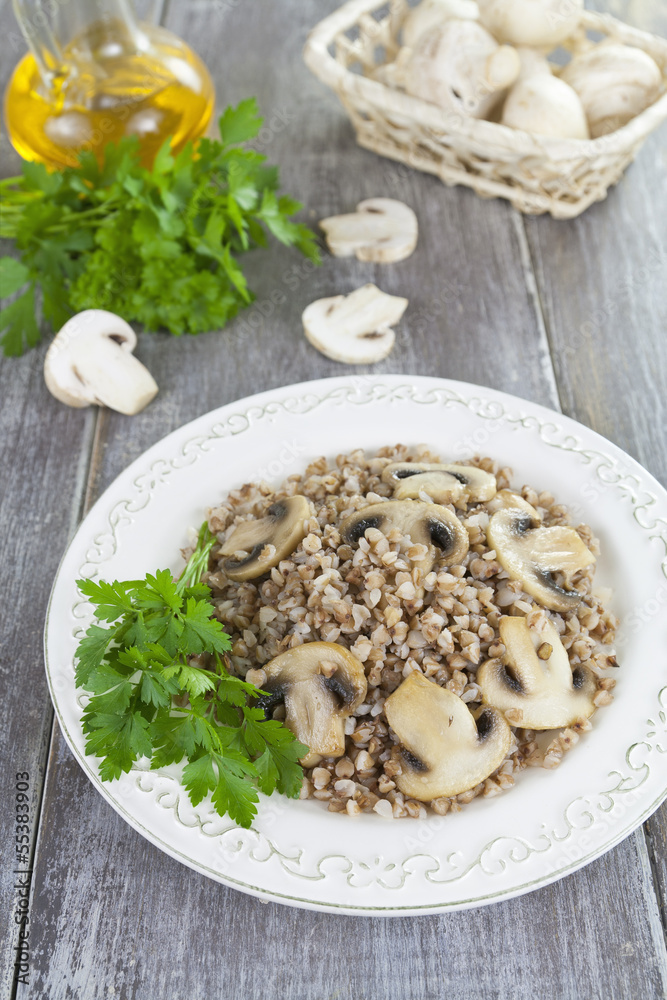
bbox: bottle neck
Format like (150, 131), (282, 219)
(13, 0), (148, 82)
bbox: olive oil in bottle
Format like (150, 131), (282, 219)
(4, 2), (215, 168)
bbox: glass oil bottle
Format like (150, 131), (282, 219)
(4, 0), (215, 168)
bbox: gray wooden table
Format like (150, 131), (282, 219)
(1, 1), (666, 998)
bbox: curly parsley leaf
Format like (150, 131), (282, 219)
(0, 98), (321, 356)
(74, 521), (307, 828)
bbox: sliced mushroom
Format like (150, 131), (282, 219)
(44, 309), (158, 415)
(302, 284), (408, 365)
(319, 199), (418, 263)
(258, 642), (367, 767)
(384, 671), (512, 800)
(339, 500), (469, 579)
(382, 462), (497, 504)
(478, 615), (597, 729)
(486, 506), (595, 611)
(219, 495), (311, 581)
(486, 489), (538, 516)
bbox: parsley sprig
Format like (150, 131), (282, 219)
(74, 522), (307, 829)
(0, 98), (320, 356)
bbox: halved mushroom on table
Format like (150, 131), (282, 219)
(487, 504), (596, 611)
(478, 616), (597, 729)
(258, 642), (367, 767)
(382, 462), (497, 504)
(44, 309), (158, 415)
(339, 499), (469, 579)
(384, 671), (512, 800)
(219, 495), (311, 581)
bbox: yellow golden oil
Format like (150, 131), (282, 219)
(3, 21), (215, 169)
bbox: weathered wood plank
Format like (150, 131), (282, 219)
(0, 6), (97, 999)
(522, 0), (667, 948)
(25, 744), (667, 1000)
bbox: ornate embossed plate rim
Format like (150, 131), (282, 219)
(44, 375), (667, 915)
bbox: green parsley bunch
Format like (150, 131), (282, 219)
(0, 98), (320, 356)
(74, 522), (307, 828)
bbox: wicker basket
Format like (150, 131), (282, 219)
(303, 0), (667, 218)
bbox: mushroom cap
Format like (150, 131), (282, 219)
(43, 309), (158, 415)
(319, 198), (418, 263)
(385, 671), (512, 800)
(219, 495), (312, 581)
(478, 0), (583, 48)
(302, 284), (408, 365)
(478, 615), (597, 729)
(402, 0), (480, 48)
(487, 506), (595, 611)
(260, 642), (367, 767)
(560, 42), (662, 137)
(501, 75), (590, 140)
(339, 499), (469, 578)
(403, 19), (520, 120)
(382, 462), (497, 504)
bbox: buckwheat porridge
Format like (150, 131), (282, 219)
(202, 446), (618, 820)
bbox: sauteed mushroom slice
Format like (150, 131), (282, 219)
(486, 490), (539, 516)
(384, 671), (512, 800)
(219, 495), (311, 581)
(478, 616), (597, 729)
(382, 462), (497, 503)
(487, 507), (595, 611)
(339, 500), (469, 577)
(258, 642), (367, 767)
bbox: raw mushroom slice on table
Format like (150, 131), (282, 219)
(319, 199), (418, 263)
(302, 284), (408, 364)
(384, 671), (512, 800)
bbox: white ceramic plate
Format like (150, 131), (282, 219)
(45, 375), (667, 915)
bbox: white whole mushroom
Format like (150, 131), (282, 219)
(402, 0), (479, 48)
(501, 73), (589, 139)
(44, 309), (158, 415)
(560, 42), (663, 137)
(402, 19), (521, 120)
(477, 0), (583, 48)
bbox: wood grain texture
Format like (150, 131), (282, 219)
(23, 743), (667, 1000)
(521, 0), (667, 953)
(1, 0), (666, 997)
(0, 6), (96, 999)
